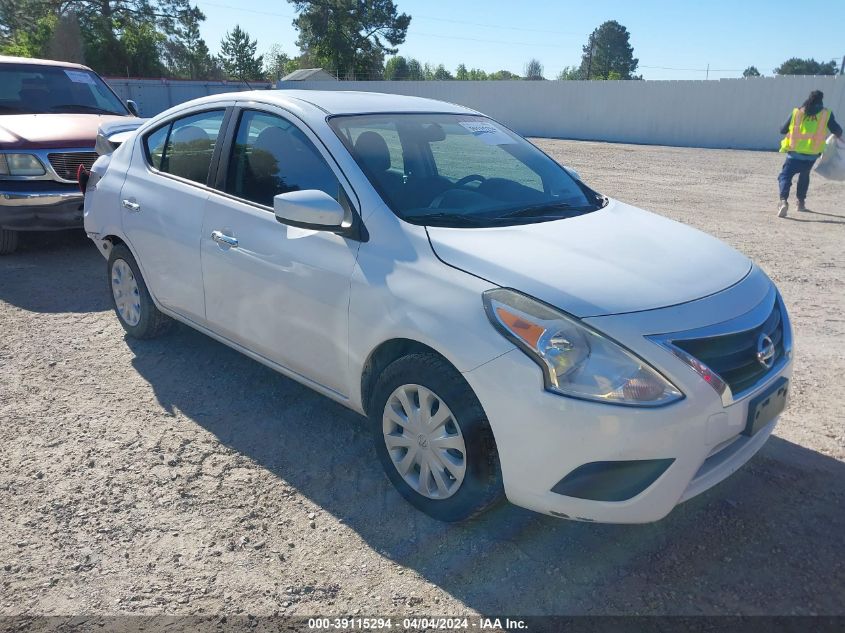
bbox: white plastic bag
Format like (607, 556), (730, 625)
(814, 134), (845, 181)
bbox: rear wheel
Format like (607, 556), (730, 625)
(0, 229), (19, 255)
(370, 353), (503, 522)
(107, 243), (173, 338)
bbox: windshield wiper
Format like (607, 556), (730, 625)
(405, 212), (494, 227)
(48, 104), (121, 115)
(495, 202), (589, 220)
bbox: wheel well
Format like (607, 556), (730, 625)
(96, 234), (125, 257)
(360, 339), (456, 416)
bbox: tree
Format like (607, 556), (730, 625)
(432, 63), (452, 80)
(219, 25), (264, 81)
(163, 4), (216, 79)
(406, 57), (423, 80)
(1, 0), (54, 56)
(120, 18), (165, 77)
(524, 58), (544, 80)
(556, 66), (580, 80)
(384, 55), (409, 80)
(578, 20), (638, 80)
(488, 69), (520, 80)
(419, 62), (453, 80)
(264, 44), (298, 81)
(47, 11), (85, 63)
(455, 63), (469, 80)
(0, 0), (201, 76)
(288, 0), (410, 80)
(76, 0), (196, 76)
(468, 68), (487, 80)
(0, 12), (55, 58)
(742, 65), (761, 78)
(774, 58), (837, 76)
(358, 54), (385, 80)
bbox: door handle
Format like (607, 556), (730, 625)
(121, 199), (141, 212)
(211, 230), (238, 248)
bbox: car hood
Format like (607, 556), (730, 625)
(426, 199), (752, 317)
(0, 113), (129, 149)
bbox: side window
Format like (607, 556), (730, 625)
(145, 125), (169, 171)
(143, 110), (225, 184)
(226, 110), (341, 207)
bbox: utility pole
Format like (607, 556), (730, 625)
(706, 63), (710, 80)
(840, 55), (844, 75)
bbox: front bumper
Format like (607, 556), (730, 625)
(462, 269), (792, 524)
(0, 182), (84, 231)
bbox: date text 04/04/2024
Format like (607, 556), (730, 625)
(306, 617), (528, 630)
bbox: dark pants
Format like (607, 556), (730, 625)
(778, 156), (818, 201)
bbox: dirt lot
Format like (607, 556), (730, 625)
(1, 140), (843, 618)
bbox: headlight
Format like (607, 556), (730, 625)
(483, 288), (683, 406)
(0, 153), (46, 176)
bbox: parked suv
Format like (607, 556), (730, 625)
(0, 55), (138, 254)
(84, 91), (792, 523)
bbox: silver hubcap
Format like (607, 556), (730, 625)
(382, 384), (467, 500)
(111, 259), (141, 327)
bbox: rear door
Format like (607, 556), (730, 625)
(201, 106), (362, 395)
(120, 106), (229, 323)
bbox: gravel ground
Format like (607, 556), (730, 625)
(1, 140), (843, 618)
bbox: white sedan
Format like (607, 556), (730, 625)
(83, 90), (792, 523)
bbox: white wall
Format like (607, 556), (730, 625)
(105, 78), (273, 117)
(277, 77), (845, 151)
(104, 76), (845, 151)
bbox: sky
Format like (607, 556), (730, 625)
(193, 0), (845, 80)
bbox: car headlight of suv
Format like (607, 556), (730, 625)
(483, 288), (683, 406)
(0, 153), (46, 177)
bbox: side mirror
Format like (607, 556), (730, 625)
(273, 190), (346, 230)
(126, 100), (140, 117)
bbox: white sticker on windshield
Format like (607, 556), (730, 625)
(64, 70), (96, 84)
(458, 121), (516, 145)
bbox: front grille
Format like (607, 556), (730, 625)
(673, 299), (784, 396)
(48, 151), (98, 182)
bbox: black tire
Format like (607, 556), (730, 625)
(0, 229), (19, 255)
(107, 243), (173, 339)
(369, 353), (504, 522)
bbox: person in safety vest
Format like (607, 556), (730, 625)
(777, 90), (842, 218)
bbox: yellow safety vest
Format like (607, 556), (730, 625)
(780, 107), (830, 155)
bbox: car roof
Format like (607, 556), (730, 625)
(0, 55), (93, 71)
(198, 89), (480, 116)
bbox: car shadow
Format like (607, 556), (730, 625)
(0, 230), (110, 313)
(125, 324), (845, 615)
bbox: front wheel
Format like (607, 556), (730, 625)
(107, 243), (173, 339)
(370, 353), (503, 522)
(0, 229), (19, 255)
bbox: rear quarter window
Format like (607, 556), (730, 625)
(144, 126), (170, 171)
(142, 110), (226, 185)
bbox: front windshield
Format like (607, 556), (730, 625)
(0, 64), (128, 116)
(330, 113), (606, 227)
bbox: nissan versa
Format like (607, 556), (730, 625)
(83, 91), (792, 523)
